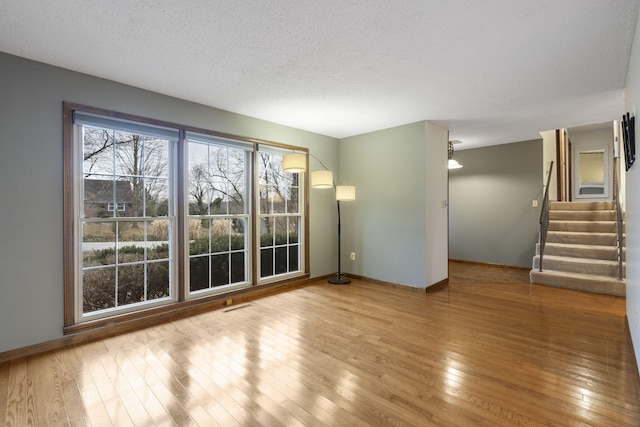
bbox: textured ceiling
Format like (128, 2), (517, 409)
(1, 1), (639, 149)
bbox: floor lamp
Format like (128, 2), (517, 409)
(283, 152), (355, 284)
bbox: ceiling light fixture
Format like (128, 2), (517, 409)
(448, 141), (463, 169)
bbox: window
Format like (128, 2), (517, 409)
(76, 114), (177, 322)
(64, 103), (308, 328)
(107, 202), (126, 212)
(186, 133), (251, 295)
(257, 148), (302, 281)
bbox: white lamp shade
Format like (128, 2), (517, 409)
(282, 153), (307, 173)
(311, 170), (333, 188)
(448, 159), (463, 169)
(336, 185), (356, 201)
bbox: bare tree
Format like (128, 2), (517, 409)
(83, 127), (169, 220)
(115, 134), (168, 218)
(83, 129), (112, 171)
(188, 145), (246, 217)
(258, 153), (298, 235)
(189, 163), (210, 215)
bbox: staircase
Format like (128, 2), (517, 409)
(530, 201), (625, 296)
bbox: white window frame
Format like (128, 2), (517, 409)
(72, 114), (179, 323)
(255, 145), (306, 284)
(184, 132), (254, 299)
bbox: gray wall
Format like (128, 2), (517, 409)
(449, 139), (543, 267)
(0, 52), (338, 353)
(339, 121), (448, 288)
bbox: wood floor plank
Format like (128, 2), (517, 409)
(2, 262), (640, 425)
(264, 278), (640, 424)
(77, 383), (114, 427)
(76, 344), (134, 427)
(191, 337), (293, 427)
(5, 358), (28, 427)
(229, 336), (355, 425)
(138, 346), (216, 426)
(127, 345), (196, 426)
(24, 357), (38, 427)
(26, 354), (68, 426)
(113, 350), (173, 425)
(0, 362), (9, 427)
(61, 379), (90, 427)
(152, 338), (243, 426)
(242, 314), (443, 425)
(253, 297), (525, 426)
(57, 347), (94, 427)
(249, 334), (415, 426)
(97, 358), (142, 426)
(243, 305), (440, 415)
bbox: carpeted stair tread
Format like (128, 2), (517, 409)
(536, 242), (623, 260)
(532, 254), (625, 277)
(549, 201), (615, 210)
(546, 231), (619, 246)
(529, 269), (625, 296)
(549, 210), (616, 221)
(548, 220), (616, 232)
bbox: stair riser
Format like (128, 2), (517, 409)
(549, 211), (616, 221)
(548, 221), (617, 233)
(550, 201), (615, 211)
(529, 270), (625, 296)
(533, 256), (625, 278)
(535, 243), (624, 261)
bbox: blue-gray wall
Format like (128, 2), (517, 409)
(339, 121), (449, 287)
(448, 139), (543, 267)
(0, 52), (338, 353)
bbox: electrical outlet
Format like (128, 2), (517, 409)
(532, 200), (538, 207)
(350, 252), (356, 261)
(225, 299), (233, 306)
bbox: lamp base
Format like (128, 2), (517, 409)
(328, 274), (351, 285)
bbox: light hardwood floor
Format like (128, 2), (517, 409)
(1, 262), (639, 426)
